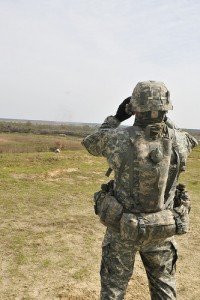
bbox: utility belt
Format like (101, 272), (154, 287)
(94, 181), (190, 241)
(120, 209), (187, 241)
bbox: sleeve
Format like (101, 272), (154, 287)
(185, 132), (198, 151)
(166, 116), (198, 151)
(81, 116), (121, 157)
(174, 129), (198, 172)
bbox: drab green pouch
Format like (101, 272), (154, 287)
(94, 191), (123, 232)
(120, 209), (188, 241)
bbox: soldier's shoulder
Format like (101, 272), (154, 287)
(115, 125), (139, 138)
(174, 129), (198, 152)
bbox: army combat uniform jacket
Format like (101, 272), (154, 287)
(82, 116), (196, 212)
(82, 115), (197, 300)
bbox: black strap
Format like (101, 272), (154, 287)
(105, 167), (113, 177)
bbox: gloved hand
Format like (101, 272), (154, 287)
(114, 97), (134, 122)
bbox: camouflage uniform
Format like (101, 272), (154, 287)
(82, 94), (197, 299)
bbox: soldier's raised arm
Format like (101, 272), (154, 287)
(82, 97), (134, 156)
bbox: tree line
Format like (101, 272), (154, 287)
(0, 121), (98, 137)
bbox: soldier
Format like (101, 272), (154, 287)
(82, 81), (197, 300)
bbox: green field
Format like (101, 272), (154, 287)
(0, 133), (200, 299)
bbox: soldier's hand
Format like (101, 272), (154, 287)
(114, 97), (134, 122)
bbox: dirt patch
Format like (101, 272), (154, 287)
(48, 168), (78, 177)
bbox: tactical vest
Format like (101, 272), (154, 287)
(114, 123), (179, 213)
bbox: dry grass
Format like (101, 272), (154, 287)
(0, 133), (83, 153)
(0, 135), (200, 299)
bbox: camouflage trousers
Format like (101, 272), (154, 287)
(100, 229), (178, 300)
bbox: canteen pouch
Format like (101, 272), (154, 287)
(120, 209), (188, 241)
(94, 191), (123, 231)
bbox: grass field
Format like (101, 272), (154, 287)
(0, 133), (200, 299)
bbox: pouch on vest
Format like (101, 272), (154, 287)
(94, 183), (123, 232)
(120, 209), (189, 241)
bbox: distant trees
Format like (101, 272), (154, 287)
(0, 121), (98, 137)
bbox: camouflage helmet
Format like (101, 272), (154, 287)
(126, 80), (173, 113)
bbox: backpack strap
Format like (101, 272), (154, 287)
(105, 167), (113, 177)
(164, 128), (181, 209)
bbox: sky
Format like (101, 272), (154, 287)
(0, 0), (200, 129)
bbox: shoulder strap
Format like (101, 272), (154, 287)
(164, 128), (181, 209)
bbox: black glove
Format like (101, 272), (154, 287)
(114, 97), (134, 122)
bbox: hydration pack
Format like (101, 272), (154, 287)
(115, 123), (179, 213)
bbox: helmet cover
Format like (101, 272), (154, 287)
(126, 80), (173, 113)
